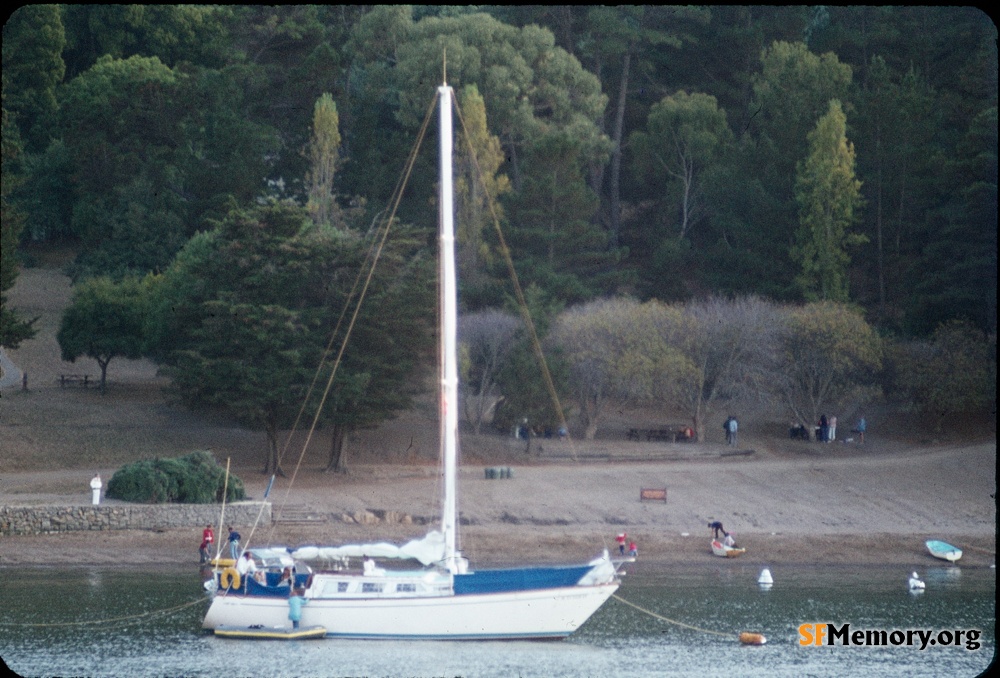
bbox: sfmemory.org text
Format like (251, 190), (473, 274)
(799, 623), (982, 651)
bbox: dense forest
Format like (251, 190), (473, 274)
(1, 6), (996, 461)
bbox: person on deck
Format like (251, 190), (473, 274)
(227, 526), (241, 560)
(236, 551), (256, 578)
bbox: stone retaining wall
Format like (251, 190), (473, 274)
(0, 502), (270, 536)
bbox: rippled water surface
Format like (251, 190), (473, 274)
(1, 564), (994, 677)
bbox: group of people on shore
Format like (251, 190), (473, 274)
(198, 525), (243, 564)
(789, 415), (867, 444)
(615, 532), (638, 558)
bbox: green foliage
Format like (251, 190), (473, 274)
(307, 93), (342, 228)
(1, 108), (38, 349)
(105, 450), (245, 504)
(548, 297), (696, 439)
(505, 131), (624, 303)
(885, 321), (997, 431)
(149, 203), (433, 474)
(792, 100), (866, 301)
(56, 275), (151, 390)
(771, 301), (883, 426)
(492, 285), (567, 433)
(2, 5), (65, 153)
(630, 91), (734, 239)
(2, 6), (992, 345)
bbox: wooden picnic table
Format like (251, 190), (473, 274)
(626, 425), (694, 443)
(59, 374), (91, 388)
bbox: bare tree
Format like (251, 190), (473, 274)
(676, 296), (783, 441)
(550, 298), (693, 439)
(758, 301), (883, 437)
(460, 310), (521, 434)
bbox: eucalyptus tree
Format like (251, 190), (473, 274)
(345, 8), (617, 302)
(454, 84), (511, 307)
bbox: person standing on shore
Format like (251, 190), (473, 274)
(199, 525), (214, 564)
(616, 532), (627, 556)
(90, 474), (102, 505)
(709, 521), (726, 539)
(828, 415), (837, 443)
(819, 414), (828, 442)
(728, 416), (738, 447)
(855, 417), (866, 444)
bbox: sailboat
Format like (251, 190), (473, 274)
(201, 82), (624, 640)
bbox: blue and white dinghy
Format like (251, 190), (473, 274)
(926, 539), (962, 563)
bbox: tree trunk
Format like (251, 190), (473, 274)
(325, 422), (347, 473)
(263, 423), (286, 477)
(98, 357), (110, 395)
(607, 49), (631, 250)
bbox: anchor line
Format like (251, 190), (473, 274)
(0, 596), (207, 628)
(611, 593), (739, 639)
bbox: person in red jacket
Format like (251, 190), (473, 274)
(199, 525), (214, 564)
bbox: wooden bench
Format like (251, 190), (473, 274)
(640, 487), (667, 503)
(59, 374), (91, 388)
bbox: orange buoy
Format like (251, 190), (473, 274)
(739, 632), (767, 645)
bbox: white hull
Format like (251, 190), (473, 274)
(203, 582), (618, 639)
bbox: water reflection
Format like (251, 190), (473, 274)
(0, 566), (994, 678)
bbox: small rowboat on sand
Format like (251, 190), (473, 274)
(214, 625), (327, 640)
(711, 540), (746, 558)
(926, 540), (962, 563)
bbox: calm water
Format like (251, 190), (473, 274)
(1, 564), (994, 677)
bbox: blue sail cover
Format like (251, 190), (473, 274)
(454, 565), (592, 595)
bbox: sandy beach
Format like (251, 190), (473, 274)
(0, 267), (996, 571)
(1, 441), (995, 571)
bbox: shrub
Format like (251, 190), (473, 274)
(106, 450), (245, 504)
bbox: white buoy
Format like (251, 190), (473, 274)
(908, 571), (925, 590)
(757, 568), (773, 589)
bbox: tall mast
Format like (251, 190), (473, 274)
(438, 83), (461, 572)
